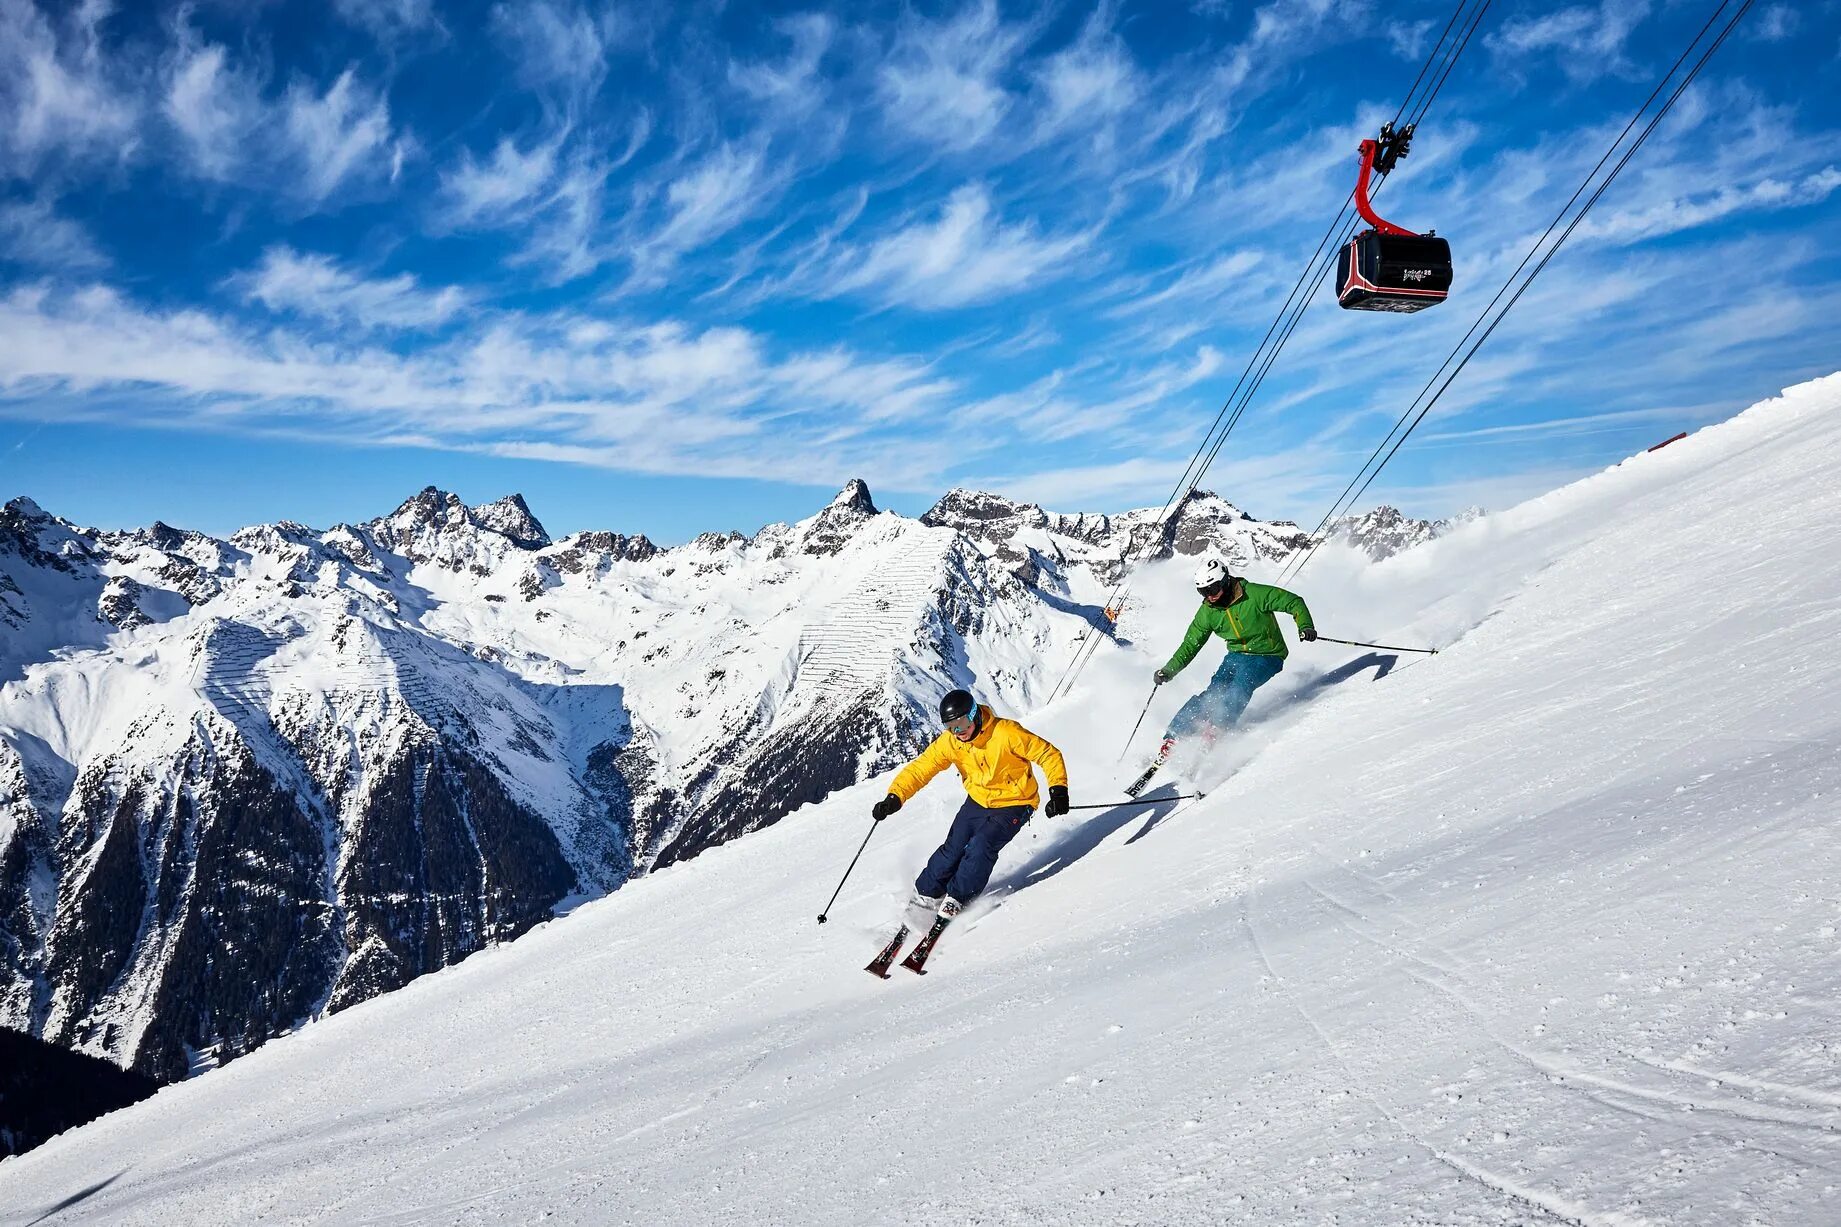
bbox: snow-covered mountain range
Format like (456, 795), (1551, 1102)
(0, 478), (1448, 1083)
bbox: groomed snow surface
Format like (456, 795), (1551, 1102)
(6, 374), (1840, 1225)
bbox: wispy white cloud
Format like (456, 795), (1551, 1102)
(1747, 4), (1799, 42)
(522, 158), (613, 281)
(284, 68), (407, 204)
(1573, 167), (1841, 244)
(0, 197), (107, 270)
(1414, 402), (1725, 444)
(877, 0), (1028, 152)
(1031, 11), (1139, 138)
(989, 317), (1061, 358)
(956, 342), (1229, 444)
(1386, 17), (1438, 60)
(730, 12), (835, 121)
(0, 0), (138, 176)
(163, 21), (263, 182)
(228, 247), (468, 331)
(1488, 0), (1653, 77)
(333, 0), (440, 40)
(162, 20), (410, 208)
(824, 184), (1093, 310)
(492, 0), (631, 104)
(0, 280), (971, 485)
(1104, 250), (1264, 319)
(627, 143), (773, 282)
(437, 112), (653, 283)
(440, 131), (566, 224)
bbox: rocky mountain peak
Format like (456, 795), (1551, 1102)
(143, 521), (187, 551)
(473, 494), (550, 549)
(1, 496), (90, 571)
(386, 486), (469, 532)
(1170, 488), (1248, 521)
(921, 488), (1039, 530)
(3, 495), (48, 523)
(796, 479), (882, 557)
(366, 487), (553, 574)
(829, 479), (878, 516)
(1330, 504), (1477, 562)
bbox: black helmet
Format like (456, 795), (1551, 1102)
(939, 689), (976, 723)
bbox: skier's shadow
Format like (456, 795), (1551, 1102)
(1123, 784), (1191, 844)
(986, 785), (1189, 903)
(1114, 655), (1397, 845)
(25, 1169), (132, 1225)
(1294, 651), (1396, 696)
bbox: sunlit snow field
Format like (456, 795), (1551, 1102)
(4, 375), (1838, 1225)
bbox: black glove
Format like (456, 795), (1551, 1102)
(1152, 668), (1172, 686)
(1300, 628), (1318, 642)
(1044, 785), (1070, 818)
(871, 793), (901, 821)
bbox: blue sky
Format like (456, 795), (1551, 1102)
(0, 0), (1836, 542)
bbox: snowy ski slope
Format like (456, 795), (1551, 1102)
(3, 374), (1839, 1224)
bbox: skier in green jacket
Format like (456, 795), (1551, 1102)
(1128, 556), (1316, 794)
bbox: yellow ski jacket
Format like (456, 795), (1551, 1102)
(889, 714), (1068, 811)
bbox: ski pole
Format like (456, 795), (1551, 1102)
(1117, 683), (1159, 762)
(1065, 793), (1203, 811)
(1315, 635), (1439, 655)
(816, 818), (880, 925)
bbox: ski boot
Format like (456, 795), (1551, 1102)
(900, 898), (963, 975)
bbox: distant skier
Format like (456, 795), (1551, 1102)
(864, 689), (1069, 976)
(1126, 557), (1316, 797)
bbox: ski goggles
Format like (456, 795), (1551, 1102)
(943, 705), (979, 736)
(1197, 578), (1228, 600)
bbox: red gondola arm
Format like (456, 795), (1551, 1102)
(1354, 138), (1415, 237)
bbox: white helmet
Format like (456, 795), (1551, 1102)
(1193, 556), (1230, 592)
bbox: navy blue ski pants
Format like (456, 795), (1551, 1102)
(914, 797), (1032, 904)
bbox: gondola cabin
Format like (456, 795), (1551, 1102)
(1334, 121), (1454, 314)
(1337, 231), (1452, 313)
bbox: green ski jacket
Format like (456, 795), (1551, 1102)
(1163, 579), (1315, 674)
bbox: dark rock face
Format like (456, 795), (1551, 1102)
(329, 743), (574, 1011)
(0, 1027), (160, 1158)
(0, 747), (54, 1027)
(142, 520), (188, 552)
(1, 497), (89, 573)
(97, 576), (149, 629)
(366, 487), (561, 575)
(546, 531), (660, 576)
(39, 734), (339, 1081)
(653, 692), (912, 870)
(798, 479), (882, 557)
(1328, 504), (1480, 561)
(6, 697), (589, 1083)
(830, 478), (878, 516)
(473, 494), (551, 549)
(152, 557), (220, 606)
(924, 486), (1308, 585)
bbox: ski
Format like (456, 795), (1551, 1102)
(1123, 761), (1159, 798)
(865, 926), (910, 979)
(1125, 736), (1177, 798)
(899, 916), (952, 975)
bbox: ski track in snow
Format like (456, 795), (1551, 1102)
(5, 374), (1841, 1223)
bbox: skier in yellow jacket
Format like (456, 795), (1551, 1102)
(871, 688), (1069, 926)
